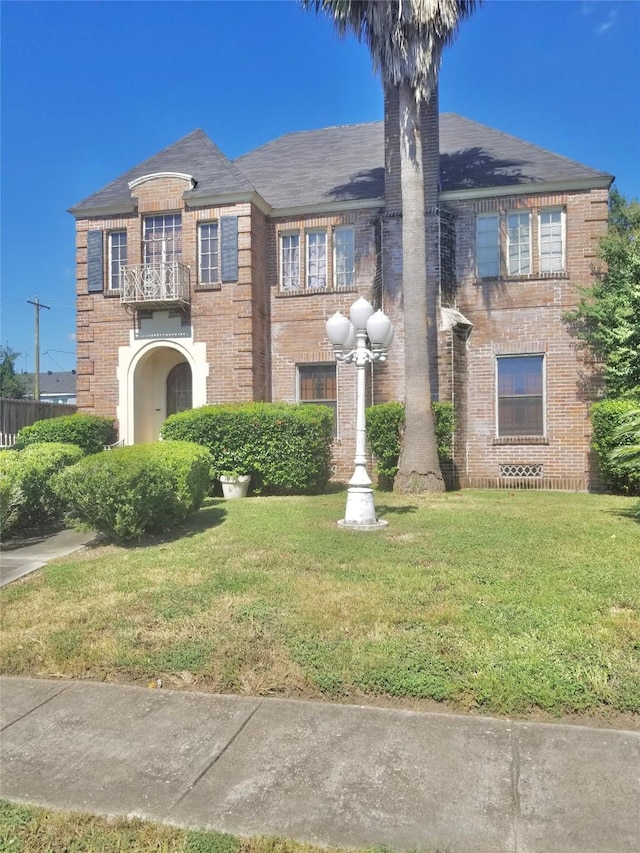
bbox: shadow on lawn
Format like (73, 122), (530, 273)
(116, 500), (228, 549)
(608, 503), (640, 524)
(376, 503), (418, 516)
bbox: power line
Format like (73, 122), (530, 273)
(26, 297), (51, 401)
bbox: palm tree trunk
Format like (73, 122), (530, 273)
(394, 80), (445, 493)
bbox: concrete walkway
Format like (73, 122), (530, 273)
(0, 526), (95, 587)
(1, 676), (638, 852)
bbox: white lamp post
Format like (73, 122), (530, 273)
(326, 297), (394, 530)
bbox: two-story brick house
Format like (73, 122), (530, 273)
(70, 90), (612, 489)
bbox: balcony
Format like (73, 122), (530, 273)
(120, 262), (190, 309)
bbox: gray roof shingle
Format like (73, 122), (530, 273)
(69, 129), (255, 215)
(70, 115), (612, 216)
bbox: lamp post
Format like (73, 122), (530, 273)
(326, 297), (394, 530)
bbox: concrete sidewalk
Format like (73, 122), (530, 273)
(0, 527), (95, 587)
(1, 677), (638, 852)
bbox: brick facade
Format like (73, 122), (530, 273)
(71, 109), (611, 490)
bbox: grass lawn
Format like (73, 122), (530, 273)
(1, 489), (638, 720)
(0, 799), (361, 853)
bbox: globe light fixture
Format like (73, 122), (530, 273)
(326, 297), (394, 529)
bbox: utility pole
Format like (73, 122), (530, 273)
(27, 297), (51, 401)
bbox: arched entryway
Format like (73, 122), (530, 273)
(132, 346), (192, 443)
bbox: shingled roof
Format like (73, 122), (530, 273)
(69, 129), (255, 215)
(70, 115), (612, 216)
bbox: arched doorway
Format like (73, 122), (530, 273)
(132, 347), (192, 443)
(166, 362), (192, 416)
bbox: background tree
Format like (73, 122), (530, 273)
(0, 346), (27, 399)
(306, 0), (478, 492)
(566, 189), (640, 398)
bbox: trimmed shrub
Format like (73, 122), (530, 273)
(591, 398), (640, 495)
(366, 401), (455, 486)
(15, 414), (115, 456)
(52, 441), (213, 542)
(161, 403), (333, 494)
(0, 442), (85, 534)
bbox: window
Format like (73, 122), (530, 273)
(497, 355), (545, 437)
(476, 214), (500, 278)
(507, 212), (531, 275)
(143, 214), (182, 265)
(198, 222), (219, 285)
(166, 362), (192, 416)
(307, 231), (327, 289)
(280, 233), (300, 291)
(108, 231), (127, 290)
(539, 209), (565, 273)
(334, 227), (355, 290)
(298, 364), (337, 433)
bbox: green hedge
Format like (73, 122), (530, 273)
(0, 442), (85, 535)
(366, 401), (455, 485)
(591, 398), (640, 495)
(16, 414), (115, 456)
(160, 403), (334, 494)
(52, 441), (213, 542)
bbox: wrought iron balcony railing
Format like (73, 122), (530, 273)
(120, 262), (190, 309)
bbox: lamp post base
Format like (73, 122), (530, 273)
(337, 486), (388, 530)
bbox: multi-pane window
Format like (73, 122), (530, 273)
(507, 212), (531, 275)
(476, 214), (500, 278)
(298, 364), (337, 433)
(143, 214), (182, 265)
(497, 355), (545, 437)
(539, 209), (565, 273)
(166, 362), (192, 416)
(307, 231), (327, 289)
(281, 233), (300, 291)
(334, 227), (355, 290)
(198, 222), (219, 285)
(108, 231), (127, 290)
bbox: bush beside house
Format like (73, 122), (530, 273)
(52, 441), (213, 542)
(0, 442), (85, 535)
(15, 414), (115, 456)
(160, 403), (334, 494)
(591, 399), (640, 495)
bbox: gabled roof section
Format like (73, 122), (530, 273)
(439, 114), (612, 193)
(69, 130), (256, 216)
(235, 114), (612, 209)
(235, 122), (385, 210)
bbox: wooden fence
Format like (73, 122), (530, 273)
(0, 398), (77, 439)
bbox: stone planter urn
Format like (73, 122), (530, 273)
(219, 474), (251, 499)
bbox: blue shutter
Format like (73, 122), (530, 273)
(220, 216), (238, 282)
(87, 230), (104, 293)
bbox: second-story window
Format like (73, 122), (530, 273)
(281, 233), (300, 291)
(476, 214), (500, 278)
(334, 227), (355, 290)
(108, 231), (127, 290)
(144, 214), (182, 265)
(507, 212), (531, 275)
(198, 222), (219, 285)
(539, 209), (565, 273)
(307, 231), (327, 289)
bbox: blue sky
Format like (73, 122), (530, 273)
(2, 0), (639, 374)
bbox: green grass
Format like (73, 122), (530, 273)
(0, 799), (381, 853)
(1, 490), (638, 718)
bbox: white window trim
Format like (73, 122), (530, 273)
(306, 229), (328, 290)
(495, 354), (547, 438)
(198, 221), (219, 285)
(279, 231), (301, 292)
(538, 208), (566, 274)
(476, 213), (500, 279)
(506, 211), (532, 276)
(333, 226), (355, 290)
(108, 230), (127, 291)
